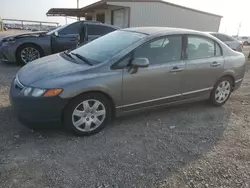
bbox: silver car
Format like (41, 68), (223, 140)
(208, 32), (243, 52)
(10, 27), (246, 136)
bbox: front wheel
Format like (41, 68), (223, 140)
(63, 93), (112, 136)
(17, 44), (42, 65)
(243, 41), (249, 46)
(210, 77), (232, 106)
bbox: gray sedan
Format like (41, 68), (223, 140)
(0, 21), (118, 64)
(208, 32), (243, 52)
(10, 27), (246, 136)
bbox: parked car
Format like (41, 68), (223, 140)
(237, 36), (250, 45)
(10, 27), (245, 136)
(0, 21), (118, 64)
(208, 32), (243, 52)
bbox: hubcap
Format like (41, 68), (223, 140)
(215, 81), (231, 103)
(72, 99), (106, 132)
(21, 47), (40, 64)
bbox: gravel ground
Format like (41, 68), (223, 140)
(0, 35), (250, 187)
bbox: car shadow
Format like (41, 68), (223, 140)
(0, 101), (231, 187)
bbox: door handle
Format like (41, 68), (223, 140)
(210, 61), (221, 67)
(169, 66), (184, 73)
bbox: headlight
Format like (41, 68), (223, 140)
(31, 88), (46, 97)
(21, 87), (62, 97)
(22, 87), (33, 96)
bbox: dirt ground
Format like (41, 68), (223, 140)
(0, 31), (250, 187)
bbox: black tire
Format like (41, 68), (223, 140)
(16, 44), (43, 65)
(243, 41), (249, 46)
(63, 93), (113, 136)
(210, 77), (233, 106)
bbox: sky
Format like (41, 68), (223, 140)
(0, 0), (249, 35)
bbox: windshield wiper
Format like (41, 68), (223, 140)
(63, 51), (75, 60)
(70, 53), (93, 66)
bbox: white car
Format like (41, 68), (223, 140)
(209, 32), (243, 52)
(237, 36), (250, 45)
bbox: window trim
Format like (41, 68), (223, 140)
(111, 34), (185, 70)
(184, 34), (223, 61)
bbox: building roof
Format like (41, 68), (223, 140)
(47, 0), (222, 18)
(47, 8), (85, 17)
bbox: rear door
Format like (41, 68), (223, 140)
(181, 35), (224, 99)
(86, 24), (116, 42)
(51, 22), (82, 53)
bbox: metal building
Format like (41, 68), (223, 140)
(47, 0), (222, 32)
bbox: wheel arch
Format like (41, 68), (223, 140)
(62, 90), (116, 121)
(217, 74), (235, 90)
(15, 42), (45, 60)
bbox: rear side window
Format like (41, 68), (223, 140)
(187, 36), (221, 59)
(87, 24), (116, 35)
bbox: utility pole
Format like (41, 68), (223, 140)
(236, 22), (241, 40)
(77, 0), (80, 20)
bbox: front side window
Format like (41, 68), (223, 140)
(133, 36), (182, 65)
(72, 30), (146, 64)
(59, 22), (82, 35)
(187, 36), (215, 59)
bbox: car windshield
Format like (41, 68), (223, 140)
(46, 24), (69, 35)
(71, 30), (146, 64)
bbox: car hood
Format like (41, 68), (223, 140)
(17, 53), (91, 86)
(1, 31), (47, 41)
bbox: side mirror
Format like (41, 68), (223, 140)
(129, 58), (149, 74)
(131, 58), (149, 68)
(54, 31), (59, 37)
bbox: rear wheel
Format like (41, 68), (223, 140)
(16, 44), (42, 65)
(210, 77), (232, 106)
(63, 93), (112, 136)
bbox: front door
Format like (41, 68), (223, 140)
(181, 35), (225, 99)
(51, 21), (83, 53)
(120, 35), (185, 111)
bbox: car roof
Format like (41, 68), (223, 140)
(122, 27), (208, 36)
(81, 20), (120, 29)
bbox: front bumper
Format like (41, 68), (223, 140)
(9, 79), (69, 127)
(0, 45), (17, 63)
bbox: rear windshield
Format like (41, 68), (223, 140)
(72, 30), (146, 64)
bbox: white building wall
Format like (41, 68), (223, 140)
(86, 6), (130, 28)
(108, 2), (221, 32)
